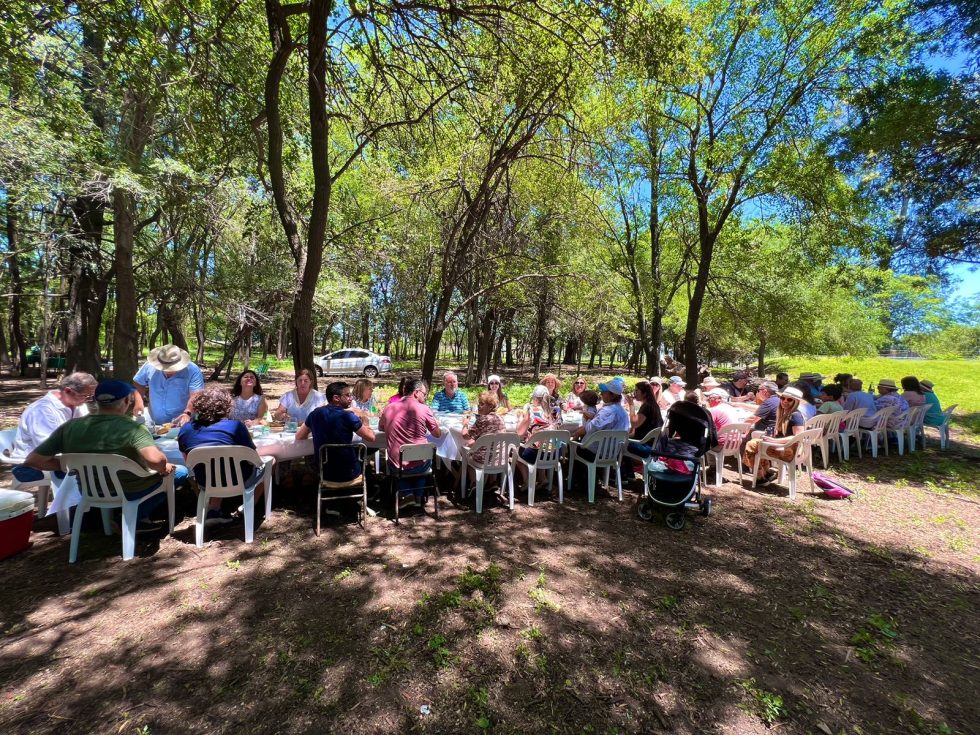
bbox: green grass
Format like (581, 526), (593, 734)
(774, 356), (978, 435)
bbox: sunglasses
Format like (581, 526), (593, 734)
(779, 396), (796, 402)
(574, 381), (585, 386)
(489, 381), (500, 385)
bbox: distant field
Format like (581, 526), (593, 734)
(775, 356), (978, 435)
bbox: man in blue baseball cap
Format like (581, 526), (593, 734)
(24, 379), (188, 530)
(572, 376), (631, 443)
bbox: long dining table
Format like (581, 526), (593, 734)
(45, 410), (586, 515)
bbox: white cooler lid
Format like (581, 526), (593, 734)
(0, 489), (35, 521)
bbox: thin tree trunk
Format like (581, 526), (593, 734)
(5, 201), (29, 376)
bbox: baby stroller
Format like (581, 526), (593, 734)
(636, 401), (717, 530)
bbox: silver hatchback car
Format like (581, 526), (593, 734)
(314, 348), (392, 378)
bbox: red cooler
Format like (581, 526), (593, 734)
(0, 489), (35, 561)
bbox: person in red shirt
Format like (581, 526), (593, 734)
(379, 380), (442, 507)
(705, 388), (741, 433)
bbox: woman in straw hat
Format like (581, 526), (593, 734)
(742, 386), (807, 487)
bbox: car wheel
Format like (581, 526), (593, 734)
(314, 365), (323, 377)
(363, 365), (378, 378)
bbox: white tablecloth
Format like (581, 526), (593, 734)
(45, 411), (587, 513)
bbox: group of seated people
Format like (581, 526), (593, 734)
(4, 345), (955, 530)
(694, 370), (948, 486)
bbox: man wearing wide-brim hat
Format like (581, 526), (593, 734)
(797, 372), (825, 402)
(873, 378), (909, 431)
(133, 344), (205, 427)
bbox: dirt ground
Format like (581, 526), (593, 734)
(1, 373), (978, 735)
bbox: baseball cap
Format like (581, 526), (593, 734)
(598, 377), (626, 395)
(667, 376), (686, 387)
(95, 379), (136, 404)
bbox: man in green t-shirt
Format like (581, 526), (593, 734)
(24, 379), (188, 523)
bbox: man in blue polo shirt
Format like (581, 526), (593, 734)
(297, 381), (376, 482)
(133, 344), (205, 427)
(431, 371), (470, 412)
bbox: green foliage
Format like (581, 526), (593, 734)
(736, 678), (786, 724)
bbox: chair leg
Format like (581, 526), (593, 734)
(527, 463), (536, 506)
(736, 453), (743, 483)
(36, 483), (50, 518)
(603, 466), (610, 490)
(787, 465), (796, 501)
(68, 502), (86, 563)
(121, 501), (139, 561)
(243, 489), (255, 543)
(196, 491), (208, 547)
(714, 453), (723, 488)
(751, 451), (762, 488)
(508, 470), (515, 510)
(475, 471), (486, 514)
(821, 440), (830, 470)
(615, 466), (623, 501)
(567, 452), (576, 491)
(459, 461), (468, 499)
(101, 508), (113, 536)
(587, 465), (596, 503)
(56, 509), (71, 536)
(165, 477), (175, 535)
(557, 465), (564, 504)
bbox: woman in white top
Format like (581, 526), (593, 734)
(229, 369), (269, 426)
(565, 376), (587, 410)
(274, 369), (324, 423)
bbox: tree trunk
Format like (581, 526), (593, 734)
(757, 335), (766, 377)
(684, 228), (716, 383)
(112, 188), (140, 380)
(562, 337), (578, 365)
(5, 201), (29, 376)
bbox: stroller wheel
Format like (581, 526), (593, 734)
(701, 497), (712, 517)
(665, 512), (685, 531)
(636, 498), (654, 522)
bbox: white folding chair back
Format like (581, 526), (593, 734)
(58, 452), (175, 563)
(859, 405), (895, 458)
(460, 432), (521, 513)
(702, 422), (750, 487)
(0, 429), (66, 531)
(186, 445), (274, 547)
(568, 430), (629, 503)
(750, 428), (822, 500)
(514, 430), (571, 505)
(837, 408), (866, 460)
(623, 428), (662, 464)
(903, 405), (927, 453)
(804, 413), (843, 469)
(886, 407), (915, 455)
(394, 442), (439, 521)
(925, 404), (957, 450)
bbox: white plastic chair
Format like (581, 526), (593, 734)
(186, 446), (275, 547)
(0, 429), (72, 534)
(751, 428), (822, 500)
(902, 405), (927, 453)
(392, 442), (439, 522)
(924, 404), (956, 450)
(57, 453), (175, 563)
(702, 423), (750, 487)
(513, 430), (570, 505)
(804, 413), (843, 469)
(858, 405), (896, 458)
(836, 408), (866, 461)
(623, 428), (662, 465)
(460, 432), (521, 513)
(884, 407), (915, 456)
(568, 430), (629, 503)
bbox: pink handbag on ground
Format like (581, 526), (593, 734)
(812, 471), (854, 499)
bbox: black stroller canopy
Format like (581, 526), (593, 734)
(653, 401), (716, 460)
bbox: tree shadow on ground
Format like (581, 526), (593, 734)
(0, 458), (977, 735)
